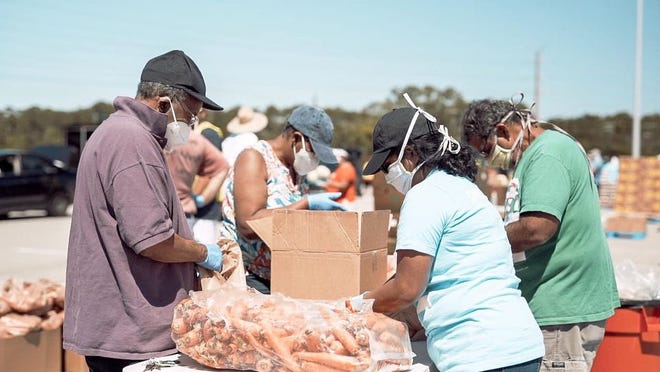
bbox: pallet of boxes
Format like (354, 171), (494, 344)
(606, 156), (660, 239)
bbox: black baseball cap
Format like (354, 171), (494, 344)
(140, 50), (223, 111)
(363, 107), (438, 175)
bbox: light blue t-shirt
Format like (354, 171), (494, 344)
(396, 170), (544, 372)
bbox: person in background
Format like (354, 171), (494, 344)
(63, 50), (224, 371)
(221, 106), (268, 166)
(165, 127), (229, 244)
(196, 109), (225, 150)
(190, 110), (226, 235)
(461, 96), (619, 372)
(588, 148), (604, 190)
(351, 95), (544, 372)
(325, 148), (357, 208)
(219, 105), (346, 294)
(600, 154), (620, 186)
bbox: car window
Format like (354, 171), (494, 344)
(21, 155), (51, 175)
(0, 156), (17, 176)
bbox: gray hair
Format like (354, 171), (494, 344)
(461, 99), (523, 142)
(136, 81), (189, 102)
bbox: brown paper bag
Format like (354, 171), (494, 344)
(198, 238), (247, 290)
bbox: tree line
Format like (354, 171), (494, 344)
(2, 85), (659, 160)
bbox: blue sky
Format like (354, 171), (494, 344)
(1, 0), (658, 119)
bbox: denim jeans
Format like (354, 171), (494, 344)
(484, 357), (542, 372)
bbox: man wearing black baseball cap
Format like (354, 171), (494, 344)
(64, 50), (225, 370)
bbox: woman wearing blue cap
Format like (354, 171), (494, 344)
(219, 105), (347, 294)
(351, 94), (544, 372)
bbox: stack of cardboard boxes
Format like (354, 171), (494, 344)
(605, 156), (660, 238)
(614, 156), (660, 216)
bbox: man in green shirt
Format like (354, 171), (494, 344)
(461, 97), (619, 372)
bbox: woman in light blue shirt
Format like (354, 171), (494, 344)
(357, 97), (544, 372)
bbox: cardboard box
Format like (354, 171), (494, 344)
(248, 209), (390, 300)
(64, 349), (90, 372)
(605, 213), (647, 234)
(0, 328), (61, 372)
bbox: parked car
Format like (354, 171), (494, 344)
(29, 144), (79, 170)
(0, 149), (76, 217)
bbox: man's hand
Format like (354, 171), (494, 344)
(197, 243), (223, 271)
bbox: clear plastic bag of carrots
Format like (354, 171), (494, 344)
(171, 286), (414, 371)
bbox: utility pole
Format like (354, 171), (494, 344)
(534, 50), (541, 120)
(632, 0), (643, 158)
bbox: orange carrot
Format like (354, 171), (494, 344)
(293, 352), (365, 371)
(171, 317), (190, 335)
(303, 328), (323, 352)
(300, 360), (346, 372)
(319, 307), (361, 355)
(329, 340), (349, 356)
(179, 328), (202, 347)
(331, 326), (360, 355)
(263, 326), (301, 372)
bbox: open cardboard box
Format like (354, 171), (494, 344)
(248, 209), (391, 300)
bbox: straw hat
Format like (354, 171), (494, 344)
(226, 107), (268, 134)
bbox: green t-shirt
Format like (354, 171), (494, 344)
(504, 130), (620, 326)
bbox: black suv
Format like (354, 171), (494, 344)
(0, 149), (76, 217)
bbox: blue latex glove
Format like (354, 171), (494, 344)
(193, 194), (205, 208)
(197, 243), (223, 271)
(307, 192), (347, 211)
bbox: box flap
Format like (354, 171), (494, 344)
(246, 216), (274, 247)
(360, 210), (391, 252)
(272, 210), (363, 253)
(250, 209), (390, 253)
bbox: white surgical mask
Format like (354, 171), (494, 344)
(385, 160), (427, 194)
(293, 136), (319, 175)
(487, 142), (515, 170)
(163, 97), (192, 153)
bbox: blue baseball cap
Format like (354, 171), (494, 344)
(287, 105), (336, 164)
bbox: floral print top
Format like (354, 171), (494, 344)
(219, 140), (303, 280)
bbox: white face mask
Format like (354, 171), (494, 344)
(385, 159), (427, 194)
(163, 97), (192, 153)
(487, 143), (514, 170)
(293, 135), (320, 175)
